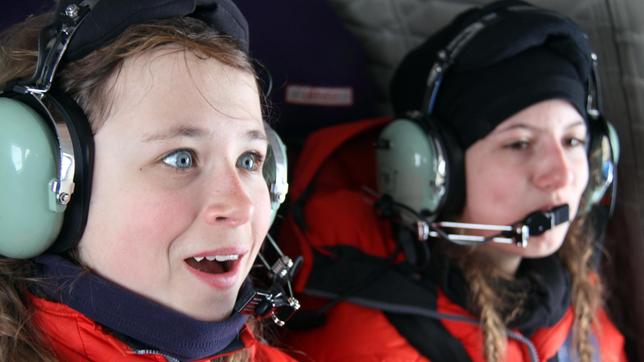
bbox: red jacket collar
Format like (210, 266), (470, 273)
(30, 295), (259, 361)
(290, 116), (391, 199)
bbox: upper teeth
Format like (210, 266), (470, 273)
(193, 255), (239, 262)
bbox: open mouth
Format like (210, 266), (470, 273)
(185, 255), (239, 274)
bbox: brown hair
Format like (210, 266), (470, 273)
(445, 215), (602, 362)
(0, 12), (258, 362)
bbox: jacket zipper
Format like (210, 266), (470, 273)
(134, 349), (181, 362)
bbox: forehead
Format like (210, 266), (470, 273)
(493, 99), (586, 132)
(103, 46), (262, 131)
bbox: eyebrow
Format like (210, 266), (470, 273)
(142, 126), (206, 142)
(142, 126), (267, 142)
(245, 129), (267, 142)
(496, 120), (586, 133)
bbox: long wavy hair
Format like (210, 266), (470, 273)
(442, 213), (602, 362)
(0, 11), (260, 362)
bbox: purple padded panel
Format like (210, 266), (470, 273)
(235, 0), (379, 138)
(1, 1), (55, 32)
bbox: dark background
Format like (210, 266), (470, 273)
(2, 1), (55, 32)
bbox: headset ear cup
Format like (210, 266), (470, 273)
(376, 117), (453, 220)
(263, 126), (288, 226)
(580, 116), (618, 214)
(0, 97), (65, 258)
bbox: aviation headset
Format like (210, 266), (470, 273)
(377, 0), (619, 223)
(0, 0), (289, 259)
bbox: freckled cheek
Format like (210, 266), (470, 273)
(466, 168), (519, 220)
(113, 193), (196, 251)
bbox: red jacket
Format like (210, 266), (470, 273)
(280, 117), (627, 362)
(31, 295), (296, 362)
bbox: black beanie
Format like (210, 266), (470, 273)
(391, 0), (592, 150)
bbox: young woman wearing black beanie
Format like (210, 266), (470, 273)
(278, 1), (626, 361)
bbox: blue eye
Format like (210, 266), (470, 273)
(237, 152), (263, 172)
(163, 149), (194, 169)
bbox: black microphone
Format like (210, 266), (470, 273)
(233, 235), (301, 326)
(522, 205), (570, 236)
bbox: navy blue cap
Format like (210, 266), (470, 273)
(58, 0), (249, 61)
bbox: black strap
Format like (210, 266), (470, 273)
(386, 312), (472, 362)
(303, 246), (471, 361)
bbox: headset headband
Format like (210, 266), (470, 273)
(422, 13), (499, 115)
(421, 4), (602, 120)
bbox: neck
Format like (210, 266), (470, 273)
(475, 245), (522, 275)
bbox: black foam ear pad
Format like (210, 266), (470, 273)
(580, 113), (618, 214)
(263, 126), (288, 225)
(43, 88), (94, 253)
(423, 116), (465, 218)
(414, 114), (465, 219)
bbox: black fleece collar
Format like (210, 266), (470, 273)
(428, 251), (572, 336)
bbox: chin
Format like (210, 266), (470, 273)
(523, 228), (568, 258)
(172, 288), (239, 322)
(185, 300), (236, 322)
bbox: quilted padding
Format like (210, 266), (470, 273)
(326, 1), (641, 114)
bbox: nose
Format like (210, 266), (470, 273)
(532, 140), (575, 191)
(202, 166), (253, 227)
